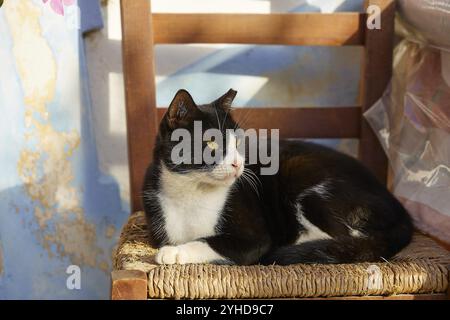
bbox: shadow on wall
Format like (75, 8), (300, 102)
(85, 0), (130, 205)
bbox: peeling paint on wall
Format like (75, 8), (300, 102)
(0, 0), (128, 299)
(106, 225), (116, 239)
(5, 1), (106, 270)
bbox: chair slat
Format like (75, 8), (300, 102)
(153, 13), (365, 46)
(157, 107), (361, 139)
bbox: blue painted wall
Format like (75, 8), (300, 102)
(0, 0), (127, 299)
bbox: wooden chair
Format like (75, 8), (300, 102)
(111, 0), (450, 300)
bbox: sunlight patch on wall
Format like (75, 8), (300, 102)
(157, 73), (269, 106)
(306, 0), (347, 13)
(107, 0), (121, 41)
(108, 72), (126, 134)
(107, 164), (130, 207)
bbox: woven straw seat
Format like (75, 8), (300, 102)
(113, 211), (450, 299)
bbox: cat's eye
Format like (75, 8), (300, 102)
(207, 140), (219, 150)
(236, 139), (242, 147)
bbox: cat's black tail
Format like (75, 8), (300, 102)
(260, 236), (409, 265)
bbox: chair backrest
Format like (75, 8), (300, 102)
(120, 0), (395, 212)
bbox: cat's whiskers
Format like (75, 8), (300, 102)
(239, 169), (261, 198)
(243, 168), (263, 195)
(244, 171), (259, 191)
(244, 168), (262, 186)
(242, 175), (260, 198)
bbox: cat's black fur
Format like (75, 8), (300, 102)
(143, 89), (413, 265)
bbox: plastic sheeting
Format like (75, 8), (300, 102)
(365, 1), (450, 243)
(398, 0), (450, 50)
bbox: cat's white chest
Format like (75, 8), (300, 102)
(158, 171), (229, 245)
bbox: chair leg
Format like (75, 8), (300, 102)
(111, 270), (148, 300)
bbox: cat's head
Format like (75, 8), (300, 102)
(156, 89), (245, 187)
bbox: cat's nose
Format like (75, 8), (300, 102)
(231, 160), (242, 170)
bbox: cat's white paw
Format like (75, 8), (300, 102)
(155, 246), (180, 264)
(155, 245), (191, 264)
(155, 241), (224, 265)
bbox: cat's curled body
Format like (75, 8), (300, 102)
(143, 89), (413, 265)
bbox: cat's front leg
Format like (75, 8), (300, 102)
(156, 234), (269, 265)
(155, 241), (227, 265)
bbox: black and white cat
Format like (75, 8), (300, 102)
(143, 89), (413, 265)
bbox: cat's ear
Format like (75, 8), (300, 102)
(167, 89), (199, 128)
(214, 89), (237, 110)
